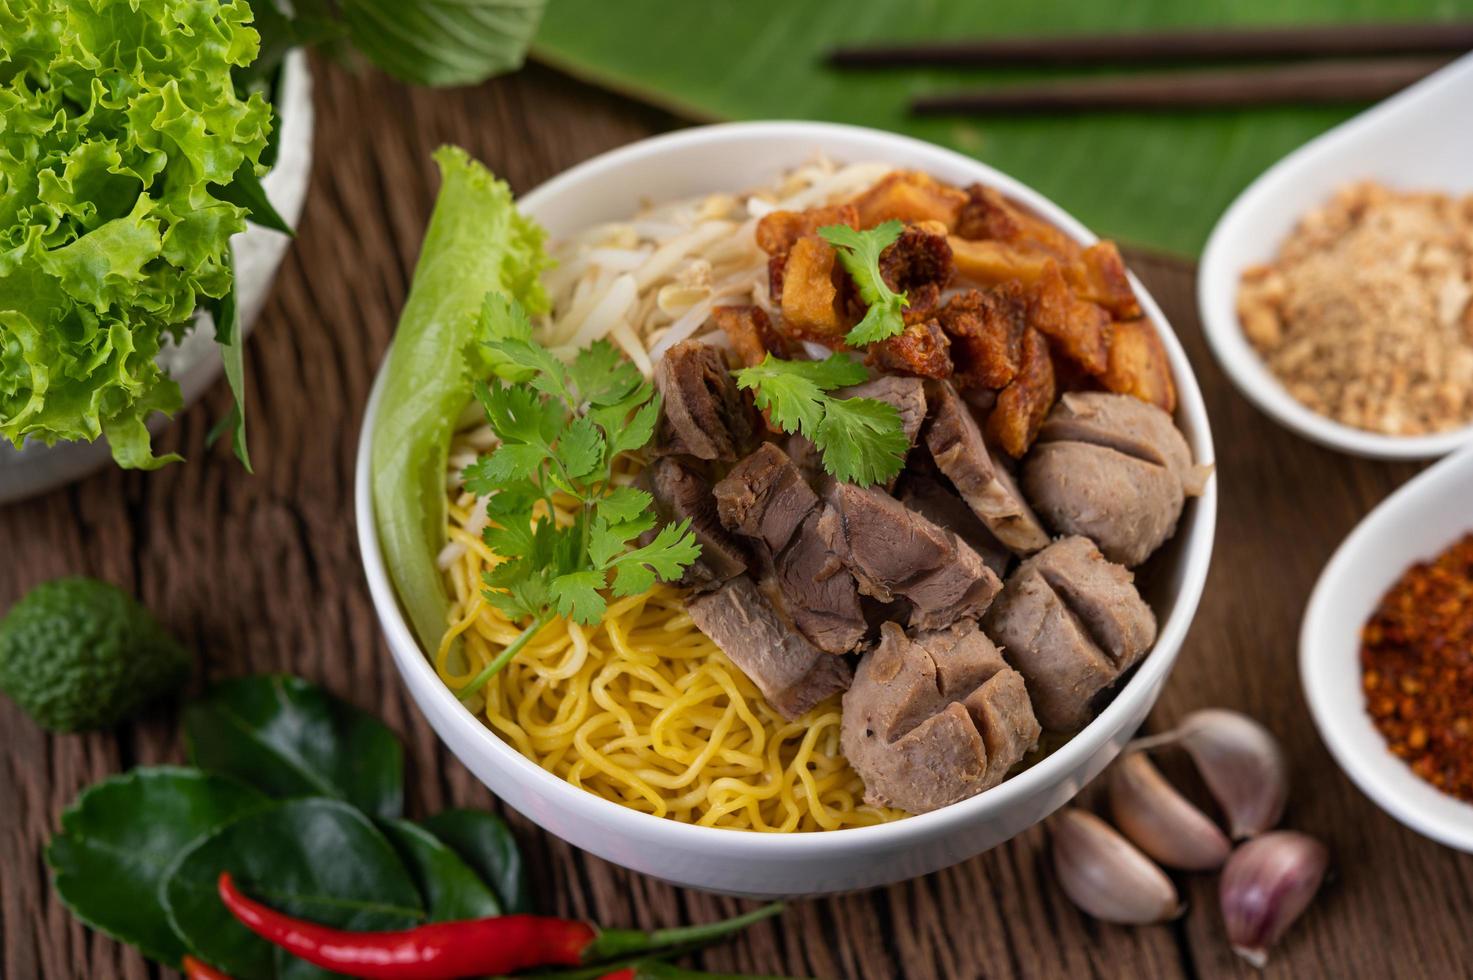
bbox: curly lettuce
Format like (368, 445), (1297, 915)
(0, 0), (274, 468)
(371, 147), (550, 654)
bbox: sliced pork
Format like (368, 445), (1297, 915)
(713, 443), (867, 654)
(644, 457), (748, 591)
(712, 442), (818, 554)
(841, 621), (1040, 813)
(983, 536), (1156, 732)
(653, 341), (755, 461)
(835, 375), (928, 450)
(825, 482), (1001, 631)
(896, 475), (1012, 580)
(687, 575), (852, 721)
(923, 381), (1050, 555)
(1022, 392), (1208, 566)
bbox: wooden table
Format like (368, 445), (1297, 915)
(4, 57), (1471, 980)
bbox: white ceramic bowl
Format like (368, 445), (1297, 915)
(0, 51), (315, 504)
(1198, 53), (1473, 461)
(356, 122), (1218, 897)
(1301, 445), (1473, 852)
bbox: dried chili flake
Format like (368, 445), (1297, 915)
(1360, 532), (1473, 802)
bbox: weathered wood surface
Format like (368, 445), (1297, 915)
(3, 57), (1471, 980)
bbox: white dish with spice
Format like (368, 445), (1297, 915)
(1301, 444), (1473, 852)
(1198, 52), (1473, 460)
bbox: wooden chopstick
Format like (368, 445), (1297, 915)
(830, 22), (1473, 68)
(909, 58), (1449, 115)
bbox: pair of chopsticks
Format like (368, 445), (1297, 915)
(827, 23), (1473, 114)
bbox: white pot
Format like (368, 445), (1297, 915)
(0, 50), (315, 504)
(355, 122), (1219, 898)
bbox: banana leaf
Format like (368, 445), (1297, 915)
(533, 1), (1462, 255)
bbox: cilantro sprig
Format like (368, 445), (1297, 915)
(457, 295), (701, 700)
(819, 219), (909, 347)
(734, 354), (909, 487)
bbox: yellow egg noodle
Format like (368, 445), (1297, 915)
(435, 159), (905, 831)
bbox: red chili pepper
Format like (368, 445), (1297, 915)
(182, 955), (235, 980)
(599, 971), (636, 980)
(218, 872), (783, 980)
(218, 872), (593, 978)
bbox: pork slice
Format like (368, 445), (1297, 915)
(835, 375), (928, 449)
(1037, 391), (1208, 496)
(897, 474), (1012, 580)
(712, 443), (818, 554)
(826, 482), (1001, 631)
(653, 341), (755, 461)
(924, 381), (1050, 555)
(1022, 535), (1156, 672)
(773, 506), (869, 655)
(1022, 441), (1182, 567)
(644, 458), (749, 591)
(841, 621), (1039, 813)
(982, 565), (1115, 732)
(783, 433), (826, 490)
(686, 575), (852, 721)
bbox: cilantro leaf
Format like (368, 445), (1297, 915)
(570, 340), (643, 406)
(473, 293), (537, 382)
(597, 486), (653, 525)
(733, 354), (908, 488)
(554, 416), (603, 482)
(462, 295), (701, 694)
(818, 221), (909, 347)
(550, 570), (609, 625)
(604, 520), (701, 598)
(733, 354), (866, 437)
(463, 444), (545, 495)
(588, 513), (657, 569)
(815, 396), (909, 486)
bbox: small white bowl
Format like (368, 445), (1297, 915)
(1301, 445), (1473, 852)
(356, 121), (1218, 897)
(1198, 53), (1473, 461)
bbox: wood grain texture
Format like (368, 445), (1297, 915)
(3, 57), (1472, 980)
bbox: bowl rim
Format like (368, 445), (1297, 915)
(1196, 59), (1473, 462)
(355, 120), (1218, 853)
(1299, 444), (1473, 852)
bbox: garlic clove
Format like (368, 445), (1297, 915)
(1135, 708), (1288, 839)
(1220, 830), (1329, 968)
(1051, 808), (1183, 925)
(1109, 752), (1231, 871)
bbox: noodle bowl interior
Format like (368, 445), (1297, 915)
(436, 160), (1206, 831)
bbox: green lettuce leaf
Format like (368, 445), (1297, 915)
(371, 146), (550, 656)
(0, 0), (274, 467)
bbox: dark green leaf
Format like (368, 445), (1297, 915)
(380, 819), (500, 920)
(205, 266), (251, 471)
(419, 808), (531, 914)
(161, 798), (424, 980)
(571, 340), (643, 405)
(555, 416), (604, 481)
(474, 293), (539, 382)
(474, 378), (564, 448)
(46, 767), (268, 967)
(601, 394), (662, 459)
(184, 675), (405, 819)
(819, 221), (909, 348)
(814, 396), (908, 486)
(589, 513), (657, 569)
(551, 569), (608, 624)
(340, 0), (548, 88)
(464, 443), (546, 494)
(216, 159), (293, 236)
(596, 486), (652, 525)
(606, 520), (700, 597)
